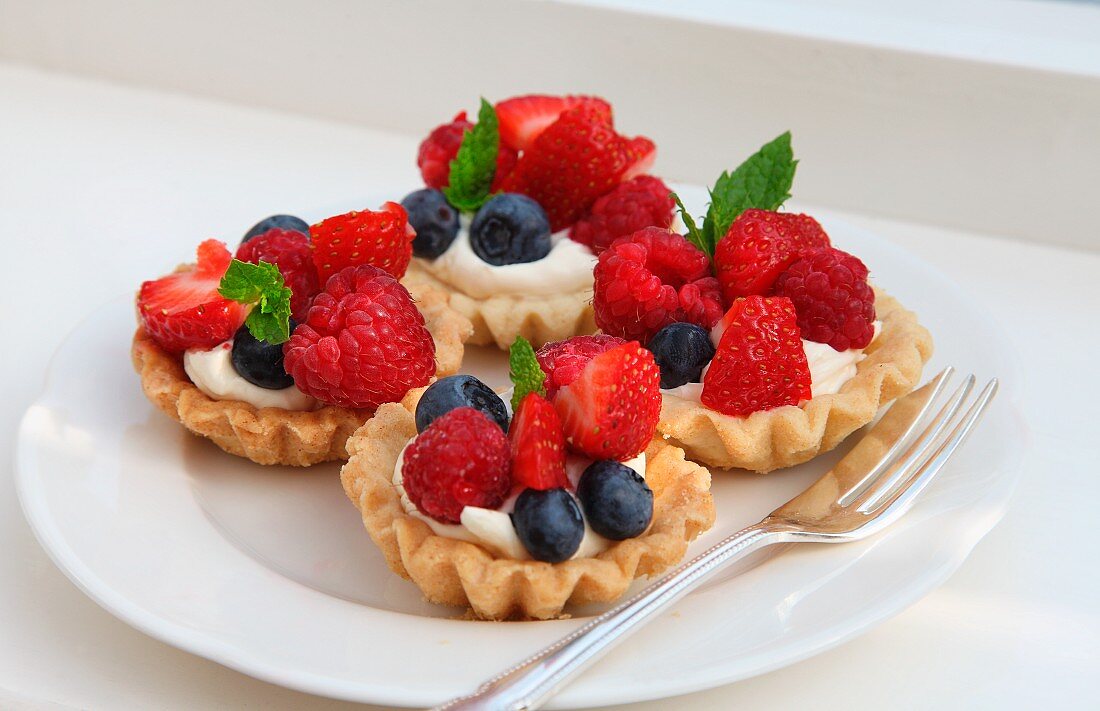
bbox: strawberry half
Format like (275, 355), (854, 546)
(712, 209), (831, 302)
(553, 342), (662, 461)
(510, 392), (570, 491)
(622, 136), (657, 181)
(495, 94), (611, 152)
(137, 239), (246, 354)
(310, 202), (415, 284)
(535, 334), (627, 399)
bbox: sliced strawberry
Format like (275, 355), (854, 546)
(510, 392), (570, 491)
(553, 342), (662, 461)
(495, 94), (611, 152)
(535, 334), (628, 399)
(621, 136), (657, 181)
(310, 202), (414, 283)
(138, 239), (246, 354)
(712, 209), (831, 302)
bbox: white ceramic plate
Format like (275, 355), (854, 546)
(15, 209), (1024, 708)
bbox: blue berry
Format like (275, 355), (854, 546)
(646, 322), (716, 389)
(469, 193), (551, 266)
(415, 375), (509, 433)
(512, 488), (584, 563)
(230, 320), (297, 389)
(401, 188), (460, 259)
(241, 214), (310, 244)
(577, 461), (653, 540)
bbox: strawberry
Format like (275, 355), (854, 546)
(495, 94), (611, 152)
(535, 334), (627, 399)
(712, 209), (831, 302)
(510, 392), (570, 491)
(309, 202), (415, 284)
(553, 342), (662, 461)
(622, 136), (657, 180)
(137, 239), (246, 354)
(701, 296), (812, 417)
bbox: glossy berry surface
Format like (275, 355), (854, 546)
(230, 320), (297, 389)
(646, 322), (716, 389)
(235, 228), (320, 322)
(576, 460), (653, 540)
(569, 175), (675, 255)
(414, 374), (509, 433)
(772, 246), (876, 351)
(241, 214), (310, 244)
(495, 94), (610, 152)
(713, 209), (831, 302)
(535, 334), (627, 399)
(510, 392), (569, 491)
(309, 202), (414, 283)
(511, 488), (584, 563)
(401, 188), (460, 259)
(469, 193), (552, 266)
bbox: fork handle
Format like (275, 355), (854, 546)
(434, 523), (783, 711)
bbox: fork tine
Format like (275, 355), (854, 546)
(858, 378), (998, 521)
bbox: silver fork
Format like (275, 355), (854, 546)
(435, 367), (998, 711)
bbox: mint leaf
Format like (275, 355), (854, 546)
(218, 259), (293, 344)
(701, 131), (797, 249)
(508, 335), (546, 411)
(443, 98), (500, 212)
(672, 192), (709, 256)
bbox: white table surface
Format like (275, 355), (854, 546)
(1, 63), (1097, 710)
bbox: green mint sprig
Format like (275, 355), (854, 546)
(443, 98), (500, 212)
(218, 259), (293, 344)
(508, 335), (546, 411)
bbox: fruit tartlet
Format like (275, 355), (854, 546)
(340, 336), (715, 620)
(132, 209), (472, 466)
(400, 95), (675, 349)
(589, 133), (933, 472)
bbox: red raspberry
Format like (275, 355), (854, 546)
(535, 334), (627, 399)
(137, 239), (246, 354)
(235, 228), (319, 322)
(282, 265), (435, 408)
(510, 392), (569, 492)
(402, 407), (512, 524)
(310, 203), (415, 284)
(701, 296), (812, 417)
(773, 247), (876, 351)
(554, 342), (662, 461)
(495, 94), (610, 152)
(569, 176), (675, 254)
(416, 111), (518, 191)
(713, 209), (831, 302)
(593, 227), (724, 344)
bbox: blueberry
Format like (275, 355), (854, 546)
(512, 488), (584, 563)
(415, 375), (509, 433)
(577, 461), (653, 540)
(241, 214), (310, 244)
(469, 193), (551, 266)
(230, 320), (297, 389)
(401, 188), (460, 259)
(646, 322), (716, 389)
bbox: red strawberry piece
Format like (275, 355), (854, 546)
(495, 94), (611, 152)
(282, 265), (435, 408)
(535, 334), (628, 399)
(416, 111), (518, 191)
(593, 227), (725, 344)
(701, 296), (812, 417)
(310, 202), (415, 284)
(235, 228), (320, 322)
(554, 342), (662, 460)
(622, 136), (657, 181)
(713, 209), (831, 303)
(773, 247), (876, 351)
(569, 176), (675, 254)
(402, 407), (512, 524)
(510, 392), (570, 491)
(137, 239), (246, 354)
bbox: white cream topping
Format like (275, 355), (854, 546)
(183, 341), (317, 411)
(414, 217), (596, 299)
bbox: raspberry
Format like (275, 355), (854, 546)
(535, 334), (627, 399)
(593, 227), (724, 344)
(510, 392), (569, 491)
(417, 111), (518, 191)
(310, 203), (415, 284)
(282, 265), (435, 408)
(569, 176), (675, 254)
(773, 247), (876, 351)
(235, 228), (320, 322)
(701, 296), (812, 417)
(402, 407), (512, 524)
(713, 209), (831, 302)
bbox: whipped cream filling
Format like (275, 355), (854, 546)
(414, 217), (596, 299)
(183, 341), (317, 411)
(393, 443), (646, 561)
